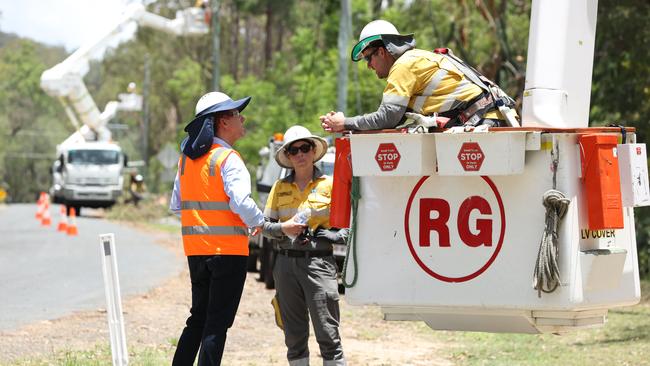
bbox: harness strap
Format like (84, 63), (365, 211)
(443, 92), (496, 127)
(433, 48), (517, 127)
(458, 93), (495, 125)
(434, 48), (494, 93)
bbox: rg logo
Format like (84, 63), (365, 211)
(404, 176), (506, 282)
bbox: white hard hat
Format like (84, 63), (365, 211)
(359, 20), (399, 41)
(194, 91), (251, 116)
(351, 20), (414, 62)
(275, 126), (328, 169)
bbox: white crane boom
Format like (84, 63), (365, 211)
(40, 3), (209, 146)
(522, 0), (599, 128)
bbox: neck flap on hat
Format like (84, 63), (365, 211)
(382, 34), (416, 59)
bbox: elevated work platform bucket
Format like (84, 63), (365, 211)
(343, 127), (644, 334)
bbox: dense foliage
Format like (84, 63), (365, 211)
(0, 0), (648, 274)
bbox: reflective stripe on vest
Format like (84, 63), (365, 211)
(181, 201), (230, 210)
(182, 226), (248, 236)
(412, 69), (448, 113)
(179, 144), (248, 256)
(440, 78), (474, 112)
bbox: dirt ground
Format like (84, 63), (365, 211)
(0, 225), (454, 366)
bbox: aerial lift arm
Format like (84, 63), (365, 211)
(40, 2), (209, 146)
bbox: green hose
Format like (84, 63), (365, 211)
(342, 176), (360, 288)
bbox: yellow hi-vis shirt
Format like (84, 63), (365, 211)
(263, 168), (332, 232)
(383, 49), (501, 120)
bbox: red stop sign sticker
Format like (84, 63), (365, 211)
(375, 143), (401, 171)
(457, 142), (485, 171)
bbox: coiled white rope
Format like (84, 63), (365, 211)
(532, 189), (571, 297)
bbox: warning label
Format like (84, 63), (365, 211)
(458, 142), (485, 172)
(457, 142), (485, 171)
(580, 229), (616, 239)
(375, 143), (401, 171)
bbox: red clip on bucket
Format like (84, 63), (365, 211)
(330, 137), (352, 228)
(579, 134), (624, 229)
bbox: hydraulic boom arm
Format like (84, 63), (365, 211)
(40, 2), (209, 145)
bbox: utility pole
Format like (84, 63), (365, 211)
(337, 0), (352, 113)
(142, 54), (151, 167)
(211, 0), (221, 91)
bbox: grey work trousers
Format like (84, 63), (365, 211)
(273, 254), (346, 366)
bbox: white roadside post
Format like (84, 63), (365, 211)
(99, 233), (129, 366)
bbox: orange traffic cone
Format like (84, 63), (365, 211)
(67, 207), (78, 236)
(35, 192), (46, 220)
(41, 199), (52, 226)
(56, 205), (68, 232)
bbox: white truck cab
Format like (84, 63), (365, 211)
(51, 142), (125, 215)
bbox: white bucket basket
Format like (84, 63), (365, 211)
(345, 129), (642, 334)
(350, 133), (436, 176)
(435, 131), (528, 176)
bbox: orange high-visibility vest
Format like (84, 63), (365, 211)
(179, 144), (248, 256)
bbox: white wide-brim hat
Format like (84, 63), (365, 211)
(275, 126), (328, 169)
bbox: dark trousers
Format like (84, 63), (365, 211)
(172, 255), (248, 366)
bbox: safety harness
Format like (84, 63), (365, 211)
(432, 48), (518, 127)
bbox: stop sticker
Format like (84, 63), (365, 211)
(375, 143), (401, 171)
(457, 142), (485, 171)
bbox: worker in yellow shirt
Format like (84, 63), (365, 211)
(320, 20), (518, 132)
(263, 126), (348, 366)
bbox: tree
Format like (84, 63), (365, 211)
(0, 40), (58, 137)
(0, 38), (66, 202)
(591, 0), (650, 277)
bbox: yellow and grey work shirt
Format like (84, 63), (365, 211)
(385, 49), (500, 119)
(263, 168), (333, 251)
(344, 48), (501, 130)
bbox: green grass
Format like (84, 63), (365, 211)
(105, 195), (180, 233)
(4, 344), (174, 366)
(438, 280), (650, 366)
(105, 195), (172, 223)
(8, 282), (650, 366)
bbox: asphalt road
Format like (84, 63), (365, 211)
(0, 203), (182, 331)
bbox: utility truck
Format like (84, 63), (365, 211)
(334, 0), (650, 334)
(51, 142), (125, 215)
(42, 3), (208, 213)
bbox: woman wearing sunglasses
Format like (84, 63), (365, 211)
(262, 125), (348, 366)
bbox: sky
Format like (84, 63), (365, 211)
(0, 0), (133, 51)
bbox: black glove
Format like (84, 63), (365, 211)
(314, 228), (343, 243)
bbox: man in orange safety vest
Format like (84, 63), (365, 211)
(170, 91), (264, 366)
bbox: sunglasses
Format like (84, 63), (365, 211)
(363, 48), (379, 63)
(286, 143), (313, 156)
